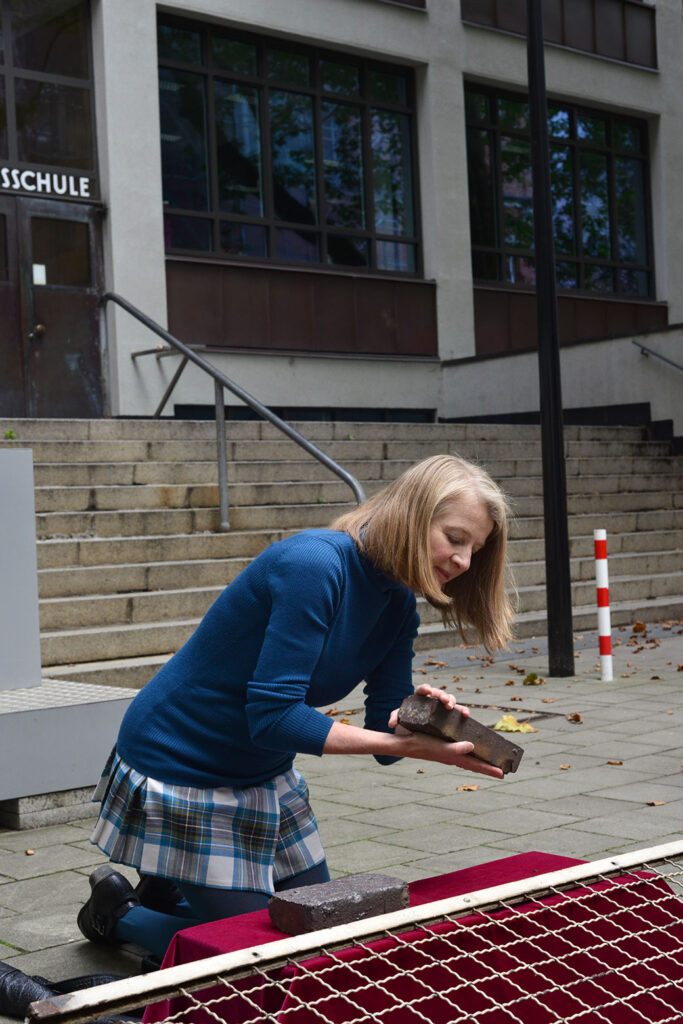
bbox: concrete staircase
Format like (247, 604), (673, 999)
(1, 417), (681, 690)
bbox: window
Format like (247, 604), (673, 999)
(0, 1), (95, 176)
(465, 85), (652, 298)
(158, 17), (420, 274)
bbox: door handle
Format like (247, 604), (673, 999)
(28, 323), (46, 341)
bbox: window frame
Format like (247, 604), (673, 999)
(465, 83), (655, 300)
(0, 0), (97, 187)
(157, 14), (423, 277)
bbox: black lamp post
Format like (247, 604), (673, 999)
(526, 0), (574, 675)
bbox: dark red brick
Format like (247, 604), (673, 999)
(268, 873), (409, 934)
(398, 694), (524, 774)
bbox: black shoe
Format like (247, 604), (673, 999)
(135, 874), (184, 914)
(77, 865), (140, 944)
(0, 961), (58, 1019)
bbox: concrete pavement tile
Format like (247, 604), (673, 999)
(590, 780), (682, 803)
(380, 823), (506, 855)
(317, 818), (392, 847)
(0, 825), (92, 853)
(0, 871), (93, 912)
(484, 829), (628, 860)
(344, 803), (454, 831)
(458, 807), (577, 836)
(422, 790), (512, 814)
(0, 845), (104, 881)
(494, 775), (611, 800)
(402, 846), (520, 877)
(324, 840), (415, 876)
(0, 901), (83, 951)
(527, 794), (638, 820)
(2, 941), (140, 987)
(572, 813), (683, 842)
(316, 786), (412, 811)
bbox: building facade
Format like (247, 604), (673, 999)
(1, 0), (681, 432)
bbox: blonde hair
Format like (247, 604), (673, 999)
(331, 454), (515, 650)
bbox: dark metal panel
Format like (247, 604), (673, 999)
(167, 260), (438, 356)
(625, 4), (656, 67)
(542, 0), (564, 44)
(473, 288), (510, 355)
(269, 270), (316, 351)
(508, 291), (538, 352)
(595, 0), (625, 61)
(563, 0), (594, 52)
(313, 274), (356, 353)
(355, 277), (397, 354)
(395, 283), (438, 356)
(475, 287), (669, 354)
(461, 0), (496, 26)
(497, 0), (527, 34)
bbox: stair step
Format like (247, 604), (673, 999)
(0, 416), (649, 443)
(42, 590), (683, 688)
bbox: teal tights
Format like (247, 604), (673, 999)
(115, 861), (330, 961)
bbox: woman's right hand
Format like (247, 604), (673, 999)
(398, 730), (504, 779)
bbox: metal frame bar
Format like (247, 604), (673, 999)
(100, 292), (366, 531)
(27, 838), (683, 1024)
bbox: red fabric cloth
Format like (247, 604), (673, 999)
(144, 853), (578, 1022)
(143, 852), (683, 1024)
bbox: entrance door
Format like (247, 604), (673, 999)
(0, 197), (104, 418)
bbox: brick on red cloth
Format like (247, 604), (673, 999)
(143, 853), (582, 1024)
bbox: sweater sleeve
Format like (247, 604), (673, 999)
(245, 538), (342, 756)
(363, 594), (420, 766)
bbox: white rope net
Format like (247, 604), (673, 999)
(28, 841), (683, 1024)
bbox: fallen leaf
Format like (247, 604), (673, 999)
(416, 668), (427, 674)
(416, 769), (425, 774)
(567, 713), (583, 724)
(647, 801), (666, 807)
(667, 710), (673, 715)
(467, 655), (477, 661)
(340, 718), (352, 725)
(510, 696), (523, 701)
(633, 620), (647, 633)
(25, 849), (35, 856)
(559, 765), (570, 770)
(494, 714), (538, 734)
(452, 676), (460, 682)
(516, 649), (525, 654)
(457, 784), (479, 792)
(325, 707), (339, 717)
(523, 672), (546, 686)
(677, 665), (683, 672)
(541, 698), (555, 703)
(424, 659), (448, 668)
(620, 673), (631, 678)
(651, 675), (661, 680)
(607, 760), (623, 766)
(505, 680), (515, 686)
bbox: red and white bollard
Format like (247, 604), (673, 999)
(594, 529), (613, 682)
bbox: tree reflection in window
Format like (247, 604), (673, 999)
(465, 86), (651, 297)
(158, 18), (419, 272)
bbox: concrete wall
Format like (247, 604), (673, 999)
(92, 0), (683, 418)
(441, 326), (683, 437)
(0, 451), (41, 691)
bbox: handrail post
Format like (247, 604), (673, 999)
(214, 380), (230, 531)
(155, 354), (189, 418)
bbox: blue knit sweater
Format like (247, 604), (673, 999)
(117, 530), (419, 787)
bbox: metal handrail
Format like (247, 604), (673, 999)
(631, 338), (683, 374)
(99, 292), (366, 529)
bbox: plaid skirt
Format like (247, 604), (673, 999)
(89, 750), (326, 894)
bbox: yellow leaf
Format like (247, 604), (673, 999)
(493, 714), (538, 734)
(523, 672), (546, 686)
(647, 801), (666, 806)
(559, 765), (570, 770)
(457, 784), (479, 791)
(607, 760), (623, 766)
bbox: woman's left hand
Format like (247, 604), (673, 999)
(388, 683), (469, 730)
